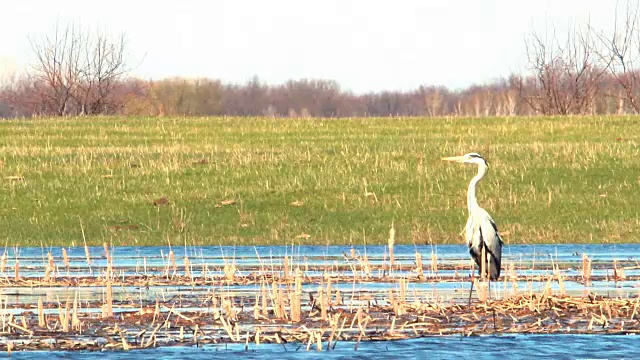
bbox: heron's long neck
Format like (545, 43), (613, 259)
(467, 164), (487, 212)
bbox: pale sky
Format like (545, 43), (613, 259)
(0, 0), (621, 93)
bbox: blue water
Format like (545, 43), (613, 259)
(7, 243), (640, 265)
(6, 335), (640, 359)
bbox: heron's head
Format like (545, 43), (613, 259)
(441, 152), (488, 166)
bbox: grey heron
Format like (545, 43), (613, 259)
(442, 153), (503, 281)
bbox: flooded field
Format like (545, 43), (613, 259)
(1, 244), (640, 356)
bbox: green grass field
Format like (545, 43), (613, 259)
(0, 116), (638, 247)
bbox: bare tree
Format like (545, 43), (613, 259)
(520, 24), (606, 115)
(28, 23), (130, 116)
(591, 0), (640, 113)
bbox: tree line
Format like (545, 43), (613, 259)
(3, 3), (640, 118)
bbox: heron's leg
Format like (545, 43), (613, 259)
(468, 260), (475, 308)
(487, 251), (492, 301)
(481, 246), (486, 281)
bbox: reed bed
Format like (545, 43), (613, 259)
(0, 248), (639, 353)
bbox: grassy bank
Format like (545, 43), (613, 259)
(0, 116), (638, 247)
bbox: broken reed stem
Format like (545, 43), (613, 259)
(104, 279), (113, 318)
(582, 254), (592, 281)
(59, 297), (70, 332)
(290, 273), (302, 322)
(430, 251), (438, 277)
(224, 262), (237, 282)
(399, 278), (406, 304)
(261, 281), (268, 318)
(554, 264), (566, 296)
(283, 256), (290, 280)
(319, 284), (327, 321)
(62, 248), (70, 270)
(362, 254), (371, 278)
(37, 298), (45, 327)
(169, 250), (176, 276)
(614, 259), (626, 280)
(415, 252), (424, 277)
(44, 252), (55, 282)
(72, 291), (80, 331)
(184, 256), (191, 279)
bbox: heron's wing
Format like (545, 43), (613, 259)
(479, 215), (503, 279)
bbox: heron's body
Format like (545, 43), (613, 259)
(443, 153), (503, 280)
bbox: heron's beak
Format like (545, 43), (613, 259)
(441, 155), (467, 163)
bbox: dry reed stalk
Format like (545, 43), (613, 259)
(184, 256), (191, 279)
(222, 295), (235, 320)
(350, 248), (356, 259)
(312, 331), (321, 352)
(388, 315), (396, 335)
(14, 261), (19, 281)
(276, 287), (287, 320)
(335, 315), (348, 345)
(254, 327), (261, 346)
(105, 279), (113, 318)
(388, 223), (395, 270)
(319, 285), (327, 321)
(224, 262), (237, 282)
(152, 299), (160, 325)
(270, 281), (282, 319)
(103, 242), (111, 264)
(37, 298), (45, 327)
(61, 248), (69, 270)
(415, 252), (424, 277)
(362, 255), (371, 278)
(169, 250), (177, 275)
(20, 316), (28, 333)
(554, 266), (566, 296)
(290, 274), (302, 322)
(105, 261), (113, 282)
(235, 322), (241, 343)
(283, 256), (289, 280)
(59, 298), (70, 332)
(388, 288), (399, 316)
(219, 315), (237, 341)
(43, 264), (52, 283)
(430, 252), (439, 278)
(84, 243), (91, 266)
(261, 281), (268, 317)
(0, 251), (6, 273)
(193, 323), (200, 341)
(399, 278), (407, 304)
(121, 334), (130, 351)
(614, 260), (626, 280)
(72, 291), (80, 331)
(48, 251), (55, 270)
(507, 263), (519, 295)
(200, 262), (207, 279)
(254, 294), (260, 320)
(306, 330), (314, 351)
(476, 280), (488, 302)
(582, 254), (592, 281)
